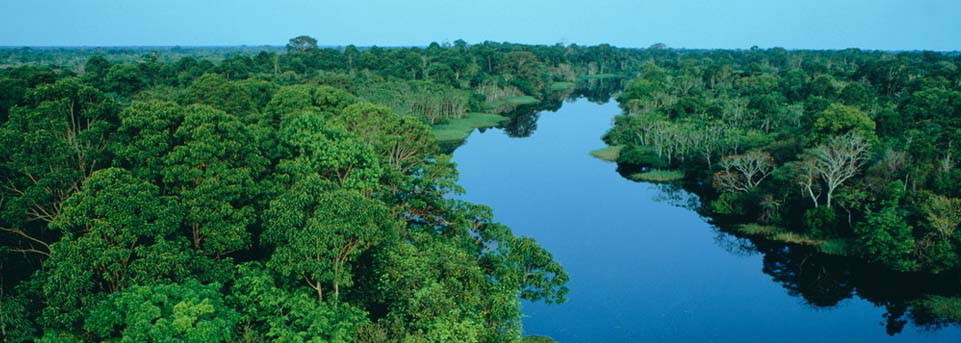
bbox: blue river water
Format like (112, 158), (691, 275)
(450, 97), (961, 342)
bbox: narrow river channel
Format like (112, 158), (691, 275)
(449, 96), (961, 342)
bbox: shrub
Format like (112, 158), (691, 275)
(803, 206), (838, 237)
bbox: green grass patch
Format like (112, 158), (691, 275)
(736, 224), (784, 236)
(590, 145), (623, 162)
(915, 296), (961, 322)
(501, 95), (539, 106)
(817, 239), (851, 256)
(431, 113), (508, 143)
(486, 95), (540, 110)
(735, 224), (818, 245)
(734, 224), (851, 255)
(628, 169), (684, 183)
(549, 81), (576, 91)
(772, 232), (825, 246)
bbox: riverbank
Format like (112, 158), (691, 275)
(432, 112), (508, 142)
(449, 95), (961, 341)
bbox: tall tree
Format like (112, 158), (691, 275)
(163, 105), (267, 256)
(1, 78), (117, 258)
(41, 168), (190, 329)
(332, 103), (435, 173)
(713, 150), (776, 193)
(181, 74), (257, 116)
(810, 103), (876, 142)
(286, 35), (318, 52)
(806, 132), (871, 208)
(854, 182), (916, 272)
(264, 180), (397, 301)
(277, 110), (382, 190)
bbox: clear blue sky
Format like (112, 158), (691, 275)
(1, 0), (959, 50)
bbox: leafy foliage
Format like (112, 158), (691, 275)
(1, 37), (584, 342)
(606, 48), (961, 278)
(84, 280), (239, 343)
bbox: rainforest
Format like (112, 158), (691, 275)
(2, 34), (961, 342)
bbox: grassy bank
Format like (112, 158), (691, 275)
(549, 81), (576, 91)
(734, 224), (851, 255)
(628, 169), (684, 183)
(487, 95), (540, 109)
(431, 112), (509, 142)
(590, 145), (623, 162)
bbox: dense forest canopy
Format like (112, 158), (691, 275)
(604, 46), (961, 272)
(2, 36), (961, 342)
(0, 37), (609, 343)
(600, 44), (961, 326)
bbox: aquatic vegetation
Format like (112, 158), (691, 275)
(549, 81), (576, 91)
(589, 145), (623, 161)
(431, 112), (509, 142)
(628, 169), (684, 182)
(487, 95), (540, 109)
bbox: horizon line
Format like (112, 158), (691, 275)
(0, 44), (958, 54)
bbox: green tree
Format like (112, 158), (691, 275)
(839, 82), (873, 108)
(81, 56), (112, 90)
(0, 77), (26, 122)
(229, 263), (367, 343)
(110, 100), (184, 182)
(114, 102), (263, 257)
(332, 103), (435, 173)
(497, 51), (544, 94)
(0, 294), (35, 343)
(480, 224), (569, 304)
(41, 168), (189, 329)
(236, 79), (278, 110)
(163, 105), (267, 256)
(276, 111), (382, 190)
(264, 85), (356, 123)
(105, 64), (147, 95)
(264, 182), (397, 301)
(84, 280), (238, 343)
(373, 241), (491, 343)
(1, 78), (117, 258)
(287, 36), (319, 52)
(181, 74), (257, 116)
(854, 182), (916, 272)
(903, 87), (961, 124)
(811, 103), (876, 142)
(807, 74), (839, 98)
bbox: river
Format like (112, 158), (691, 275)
(449, 96), (961, 342)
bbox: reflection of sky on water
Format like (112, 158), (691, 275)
(451, 97), (961, 342)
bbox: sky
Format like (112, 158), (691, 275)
(1, 0), (959, 50)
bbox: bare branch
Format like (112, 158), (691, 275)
(713, 150), (775, 193)
(0, 227), (51, 251)
(806, 132), (871, 208)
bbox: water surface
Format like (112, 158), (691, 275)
(451, 97), (961, 342)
